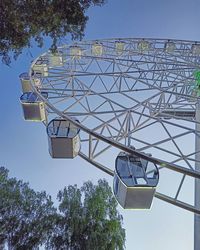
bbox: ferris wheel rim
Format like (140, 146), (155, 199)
(26, 37), (200, 214)
(29, 70), (200, 180)
(29, 37), (200, 179)
(78, 150), (200, 214)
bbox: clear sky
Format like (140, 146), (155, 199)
(1, 0), (200, 249)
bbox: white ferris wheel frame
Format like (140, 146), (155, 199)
(29, 38), (200, 217)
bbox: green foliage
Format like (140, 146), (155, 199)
(46, 179), (125, 250)
(0, 0), (106, 64)
(0, 166), (56, 249)
(189, 70), (200, 97)
(0, 167), (125, 250)
(193, 70), (200, 86)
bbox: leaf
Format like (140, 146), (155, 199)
(0, 0), (106, 64)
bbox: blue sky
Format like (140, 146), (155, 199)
(0, 0), (199, 249)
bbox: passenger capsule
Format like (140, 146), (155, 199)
(113, 152), (159, 209)
(20, 92), (47, 121)
(19, 72), (32, 93)
(32, 59), (48, 76)
(47, 118), (80, 158)
(115, 41), (125, 55)
(70, 46), (82, 59)
(192, 44), (200, 55)
(137, 40), (150, 52)
(92, 42), (103, 56)
(19, 72), (41, 93)
(164, 41), (176, 53)
(49, 52), (64, 67)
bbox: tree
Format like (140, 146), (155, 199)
(0, 0), (106, 64)
(0, 167), (56, 249)
(46, 179), (125, 250)
(0, 167), (125, 249)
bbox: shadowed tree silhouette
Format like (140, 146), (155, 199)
(0, 0), (106, 64)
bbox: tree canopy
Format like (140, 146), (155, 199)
(0, 167), (56, 249)
(0, 0), (106, 64)
(0, 167), (125, 249)
(46, 179), (125, 250)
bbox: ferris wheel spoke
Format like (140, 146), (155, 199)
(79, 151), (200, 214)
(155, 192), (200, 214)
(27, 38), (200, 213)
(92, 114), (128, 158)
(160, 122), (193, 169)
(74, 77), (128, 110)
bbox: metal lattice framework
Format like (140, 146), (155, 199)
(29, 38), (200, 214)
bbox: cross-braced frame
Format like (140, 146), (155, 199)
(30, 38), (200, 214)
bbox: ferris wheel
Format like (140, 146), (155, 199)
(19, 38), (200, 248)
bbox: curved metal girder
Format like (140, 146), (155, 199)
(28, 38), (200, 215)
(79, 152), (200, 214)
(32, 91), (200, 179)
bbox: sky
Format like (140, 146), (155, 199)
(1, 0), (200, 249)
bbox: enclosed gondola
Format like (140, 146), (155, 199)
(70, 46), (82, 59)
(137, 40), (150, 52)
(20, 92), (47, 121)
(19, 72), (32, 93)
(48, 52), (64, 67)
(19, 72), (41, 93)
(32, 58), (48, 76)
(164, 41), (176, 53)
(113, 152), (159, 209)
(92, 42), (103, 56)
(47, 118), (80, 158)
(115, 41), (125, 55)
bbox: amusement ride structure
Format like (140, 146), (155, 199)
(19, 38), (200, 249)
